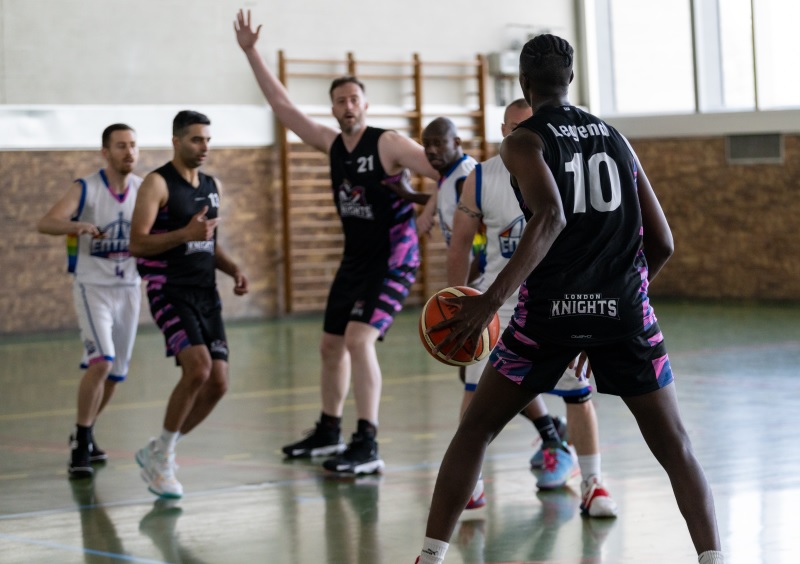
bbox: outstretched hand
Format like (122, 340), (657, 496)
(429, 293), (498, 361)
(234, 9), (262, 50)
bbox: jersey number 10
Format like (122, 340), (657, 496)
(565, 152), (622, 213)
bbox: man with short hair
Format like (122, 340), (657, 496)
(235, 9), (438, 474)
(130, 110), (249, 498)
(417, 34), (722, 564)
(38, 123), (142, 479)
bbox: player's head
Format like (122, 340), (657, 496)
(422, 117), (462, 174)
(502, 99), (532, 138)
(518, 34), (574, 104)
(330, 76), (368, 135)
(101, 123), (138, 175)
(172, 110), (211, 169)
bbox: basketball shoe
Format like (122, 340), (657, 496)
(136, 439), (183, 499)
(68, 434), (93, 479)
(580, 475), (618, 518)
(529, 415), (567, 469)
(465, 476), (486, 510)
(535, 441), (579, 490)
(88, 431), (108, 463)
(282, 421), (346, 458)
(322, 432), (384, 474)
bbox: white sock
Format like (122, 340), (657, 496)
(158, 429), (179, 453)
(698, 550), (724, 564)
(419, 537), (449, 564)
(578, 453), (601, 482)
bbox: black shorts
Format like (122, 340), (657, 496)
(489, 322), (673, 397)
(323, 262), (417, 339)
(146, 284), (229, 362)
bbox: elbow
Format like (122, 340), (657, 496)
(129, 238), (144, 257)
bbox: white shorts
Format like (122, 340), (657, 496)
(464, 291), (592, 399)
(73, 281), (141, 381)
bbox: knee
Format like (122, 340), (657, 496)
(207, 372), (229, 399)
(84, 361), (113, 382)
(183, 361), (213, 389)
(320, 334), (345, 362)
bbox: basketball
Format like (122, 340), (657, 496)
(418, 286), (501, 366)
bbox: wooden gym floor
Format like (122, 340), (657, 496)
(0, 300), (798, 563)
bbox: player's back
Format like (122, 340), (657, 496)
(513, 105), (648, 344)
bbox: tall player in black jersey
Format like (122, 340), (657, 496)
(130, 111), (249, 499)
(235, 10), (438, 474)
(416, 36), (723, 564)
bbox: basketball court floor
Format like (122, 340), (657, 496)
(0, 301), (797, 563)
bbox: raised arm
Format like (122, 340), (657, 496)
(446, 170), (482, 286)
(234, 9), (337, 153)
(129, 172), (218, 257)
(37, 181), (102, 237)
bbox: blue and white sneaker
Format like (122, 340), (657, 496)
(530, 416), (568, 469)
(535, 442), (579, 490)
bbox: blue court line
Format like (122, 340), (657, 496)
(0, 532), (169, 563)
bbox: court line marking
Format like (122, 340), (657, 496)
(0, 533), (169, 563)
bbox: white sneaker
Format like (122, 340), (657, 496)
(135, 439), (183, 499)
(580, 476), (617, 518)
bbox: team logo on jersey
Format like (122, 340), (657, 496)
(338, 179), (374, 220)
(550, 293), (619, 319)
(498, 216), (525, 258)
(186, 241), (215, 255)
(91, 212), (131, 262)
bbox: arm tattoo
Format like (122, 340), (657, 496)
(457, 202), (483, 219)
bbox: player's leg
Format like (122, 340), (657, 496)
(321, 321), (384, 475)
(283, 267), (355, 459)
(591, 332), (721, 556)
(179, 358), (229, 436)
(91, 284), (141, 462)
(623, 384), (720, 555)
(70, 283), (115, 478)
(422, 366), (539, 558)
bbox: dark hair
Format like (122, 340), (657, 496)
(101, 123), (135, 148)
(329, 76), (366, 100)
(173, 110), (211, 136)
(519, 34), (574, 96)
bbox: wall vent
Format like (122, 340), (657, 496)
(726, 133), (783, 164)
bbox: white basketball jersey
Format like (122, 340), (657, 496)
(436, 154), (476, 246)
(68, 169), (142, 286)
(473, 155), (526, 295)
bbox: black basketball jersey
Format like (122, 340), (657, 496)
(136, 162), (219, 288)
(511, 105), (650, 344)
(329, 127), (417, 269)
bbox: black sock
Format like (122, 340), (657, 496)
(75, 424), (92, 447)
(356, 419), (377, 440)
(533, 416), (560, 445)
(320, 412), (342, 431)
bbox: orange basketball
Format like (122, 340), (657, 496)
(418, 286), (501, 367)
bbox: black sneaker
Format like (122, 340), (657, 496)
(89, 434), (108, 463)
(282, 422), (346, 458)
(68, 435), (94, 480)
(322, 433), (385, 474)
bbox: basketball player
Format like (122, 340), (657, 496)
(235, 10), (438, 474)
(37, 124), (142, 479)
(130, 110), (249, 498)
(449, 99), (617, 516)
(417, 35), (722, 564)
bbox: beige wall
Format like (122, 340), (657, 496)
(2, 134), (799, 336)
